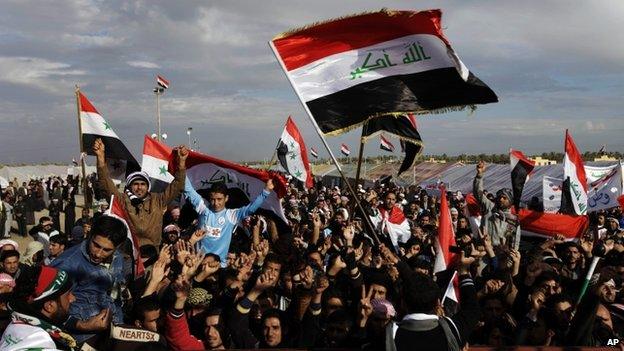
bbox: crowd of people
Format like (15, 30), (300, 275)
(0, 141), (622, 350)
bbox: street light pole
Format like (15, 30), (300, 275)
(187, 127), (192, 148)
(154, 87), (164, 142)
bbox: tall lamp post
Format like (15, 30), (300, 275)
(153, 86), (166, 141)
(187, 127), (192, 148)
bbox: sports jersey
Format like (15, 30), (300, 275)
(184, 178), (270, 265)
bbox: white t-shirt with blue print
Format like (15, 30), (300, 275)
(184, 178), (270, 266)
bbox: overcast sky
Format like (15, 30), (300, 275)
(1, 0), (623, 164)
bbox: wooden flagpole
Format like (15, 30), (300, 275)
(75, 85), (90, 208)
(269, 41), (380, 244)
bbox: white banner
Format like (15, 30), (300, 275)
(584, 164), (619, 183)
(543, 176), (563, 213)
(586, 163), (623, 212)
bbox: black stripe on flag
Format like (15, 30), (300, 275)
(511, 162), (531, 210)
(307, 68), (497, 135)
(82, 134), (140, 175)
(276, 140), (290, 173)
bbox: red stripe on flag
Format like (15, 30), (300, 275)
(78, 92), (100, 114)
(518, 209), (588, 240)
(143, 135), (173, 160)
(565, 130), (588, 192)
(436, 186), (457, 270)
(272, 9), (448, 71)
(157, 75), (169, 88)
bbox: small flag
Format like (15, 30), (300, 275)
(276, 116), (314, 188)
(509, 149), (535, 211)
(310, 147), (319, 159)
(560, 130), (588, 215)
(599, 144), (606, 155)
(379, 134), (395, 152)
(142, 135), (175, 191)
(156, 75), (169, 89)
(362, 113), (423, 175)
(340, 143), (350, 156)
(270, 9), (498, 136)
(78, 91), (140, 179)
(107, 195), (145, 277)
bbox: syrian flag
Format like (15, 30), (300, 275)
(340, 144), (350, 156)
(433, 187), (459, 311)
(271, 9), (497, 136)
(107, 195), (145, 277)
(518, 208), (588, 241)
(156, 75), (169, 89)
(310, 147), (319, 159)
(362, 113), (423, 174)
(510, 149), (535, 211)
(78, 91), (140, 179)
(148, 138), (289, 222)
(379, 134), (395, 152)
(142, 135), (175, 192)
(560, 130), (588, 215)
(276, 116), (314, 188)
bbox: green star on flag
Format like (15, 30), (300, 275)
(289, 152), (297, 160)
(159, 165), (168, 175)
(294, 169), (302, 178)
(103, 121), (111, 130)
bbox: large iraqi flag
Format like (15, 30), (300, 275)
(271, 9), (498, 135)
(79, 91), (140, 178)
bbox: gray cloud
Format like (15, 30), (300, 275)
(0, 0), (623, 164)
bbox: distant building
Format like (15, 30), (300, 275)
(593, 155), (618, 162)
(530, 156), (557, 166)
(426, 157), (447, 164)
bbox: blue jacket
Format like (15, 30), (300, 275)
(50, 239), (126, 339)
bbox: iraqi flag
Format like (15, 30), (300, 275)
(560, 130), (588, 215)
(340, 143), (350, 156)
(142, 135), (175, 192)
(270, 9), (498, 136)
(78, 91), (140, 179)
(147, 138), (289, 222)
(310, 147), (319, 159)
(276, 116), (314, 188)
(362, 113), (423, 174)
(107, 195), (145, 277)
(373, 206), (410, 250)
(156, 75), (169, 89)
(518, 208), (588, 241)
(464, 193), (482, 238)
(510, 149), (535, 211)
(379, 134), (395, 152)
(433, 187), (459, 310)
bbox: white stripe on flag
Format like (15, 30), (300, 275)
(563, 153), (588, 215)
(142, 154), (174, 183)
(288, 34), (461, 102)
(80, 111), (120, 138)
(280, 129), (309, 184)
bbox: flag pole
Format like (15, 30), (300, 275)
(156, 89), (162, 141)
(75, 85), (90, 208)
(354, 123), (367, 187)
(269, 41), (380, 244)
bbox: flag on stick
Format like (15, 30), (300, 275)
(276, 116), (314, 188)
(362, 113), (423, 174)
(560, 130), (588, 215)
(107, 195), (145, 277)
(433, 187), (459, 310)
(310, 147), (319, 159)
(156, 75), (169, 89)
(379, 134), (395, 152)
(142, 135), (175, 191)
(340, 143), (350, 156)
(270, 9), (498, 136)
(510, 149), (535, 211)
(78, 91), (140, 178)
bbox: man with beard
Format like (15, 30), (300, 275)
(93, 138), (188, 246)
(0, 266), (76, 350)
(473, 161), (520, 247)
(370, 191), (410, 250)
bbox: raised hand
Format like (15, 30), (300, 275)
(483, 279), (505, 295)
(189, 229), (207, 246)
(254, 270), (278, 292)
(476, 160), (486, 177)
(182, 250), (206, 280)
(150, 259), (170, 284)
(158, 243), (173, 265)
(358, 285), (374, 327)
(175, 240), (193, 265)
(92, 138), (105, 161)
(176, 145), (189, 164)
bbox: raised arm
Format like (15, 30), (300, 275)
(93, 138), (124, 201)
(473, 160), (494, 211)
(184, 177), (207, 215)
(235, 178), (274, 222)
(160, 146), (188, 205)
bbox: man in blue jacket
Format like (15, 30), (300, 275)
(51, 215), (129, 343)
(184, 178), (274, 266)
